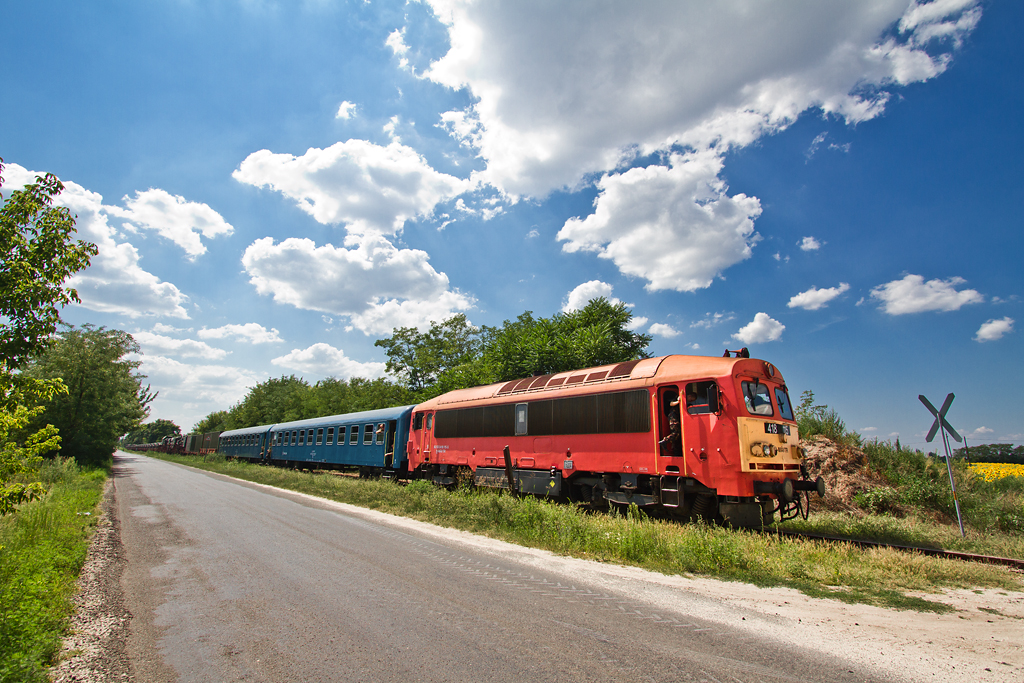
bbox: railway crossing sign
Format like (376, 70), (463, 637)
(920, 393), (962, 444)
(919, 392), (965, 537)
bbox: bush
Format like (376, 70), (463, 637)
(795, 391), (860, 447)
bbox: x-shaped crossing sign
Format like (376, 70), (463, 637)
(919, 393), (962, 443)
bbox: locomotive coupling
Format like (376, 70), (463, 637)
(754, 478), (795, 503)
(793, 476), (826, 498)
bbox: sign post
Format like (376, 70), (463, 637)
(919, 393), (965, 537)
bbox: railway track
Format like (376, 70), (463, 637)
(773, 529), (1024, 570)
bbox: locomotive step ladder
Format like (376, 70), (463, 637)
(660, 476), (682, 508)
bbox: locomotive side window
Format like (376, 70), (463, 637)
(426, 414), (433, 431)
(774, 388), (794, 421)
(515, 403), (528, 436)
(742, 381), (774, 416)
(684, 381), (718, 415)
(349, 426), (359, 445)
(363, 424), (374, 445)
(316, 428), (324, 445)
(413, 413), (423, 430)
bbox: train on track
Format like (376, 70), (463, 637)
(127, 353), (825, 527)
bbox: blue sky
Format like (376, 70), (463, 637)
(2, 0), (1020, 447)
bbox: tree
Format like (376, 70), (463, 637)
(25, 325), (155, 466)
(124, 418), (180, 445)
(375, 298), (652, 398)
(227, 375), (310, 428)
(193, 410), (231, 434)
(0, 158), (97, 513)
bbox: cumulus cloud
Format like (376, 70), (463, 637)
(133, 354), (267, 431)
(1, 164), (189, 319)
(870, 274), (983, 315)
(131, 331), (228, 360)
(233, 140), (473, 236)
(241, 234), (474, 335)
(336, 101), (357, 119)
(557, 151), (761, 292)
(974, 317), (1014, 342)
(788, 283), (850, 311)
(425, 0), (979, 197)
(198, 323), (283, 344)
(271, 343), (387, 379)
(105, 188), (233, 259)
(625, 316), (648, 332)
(799, 236), (822, 251)
(562, 280), (622, 312)
(648, 323), (680, 338)
(732, 313), (785, 344)
(690, 312), (734, 329)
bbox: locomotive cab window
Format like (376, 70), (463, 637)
(413, 413), (423, 430)
(774, 387), (794, 421)
(741, 381), (774, 416)
(363, 424), (374, 445)
(684, 381), (719, 415)
(515, 403), (528, 436)
(425, 414), (433, 431)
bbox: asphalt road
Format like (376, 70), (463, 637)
(113, 451), (887, 682)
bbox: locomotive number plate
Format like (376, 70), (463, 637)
(763, 422), (791, 436)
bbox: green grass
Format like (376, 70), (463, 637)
(0, 458), (106, 683)
(147, 453), (1022, 612)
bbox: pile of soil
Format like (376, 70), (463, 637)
(801, 435), (888, 512)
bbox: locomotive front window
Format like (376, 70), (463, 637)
(774, 387), (794, 421)
(349, 426), (359, 445)
(741, 381), (774, 416)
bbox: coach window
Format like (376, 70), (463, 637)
(316, 428), (324, 445)
(337, 426), (346, 445)
(741, 381), (774, 416)
(326, 427), (334, 445)
(515, 403), (528, 436)
(375, 422), (385, 445)
(288, 430), (295, 446)
(350, 426), (359, 445)
(363, 424), (374, 445)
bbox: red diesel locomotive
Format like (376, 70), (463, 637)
(408, 354), (823, 527)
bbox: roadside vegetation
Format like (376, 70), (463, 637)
(0, 458), (105, 683)
(147, 450), (1022, 613)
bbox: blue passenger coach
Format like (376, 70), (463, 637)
(219, 424), (275, 461)
(225, 405), (415, 476)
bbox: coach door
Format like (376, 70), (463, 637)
(384, 420), (397, 467)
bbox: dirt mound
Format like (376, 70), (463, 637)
(801, 435), (887, 512)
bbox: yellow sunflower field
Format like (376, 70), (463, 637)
(969, 462), (1024, 482)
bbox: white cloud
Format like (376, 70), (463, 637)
(625, 316), (648, 332)
(197, 323), (283, 344)
(241, 234), (474, 335)
(561, 280), (622, 312)
(132, 331), (228, 360)
(788, 283), (850, 311)
(271, 343), (387, 379)
(732, 312), (785, 344)
(233, 140), (474, 236)
(870, 274), (983, 315)
(1, 164), (190, 319)
(425, 0), (979, 198)
(557, 151), (761, 292)
(132, 354), (267, 431)
(649, 323), (680, 339)
(336, 101), (357, 119)
(967, 426), (994, 438)
(799, 236), (822, 251)
(690, 312), (733, 329)
(105, 188), (234, 259)
(974, 317), (1014, 343)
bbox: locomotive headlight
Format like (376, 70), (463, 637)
(750, 443), (778, 458)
